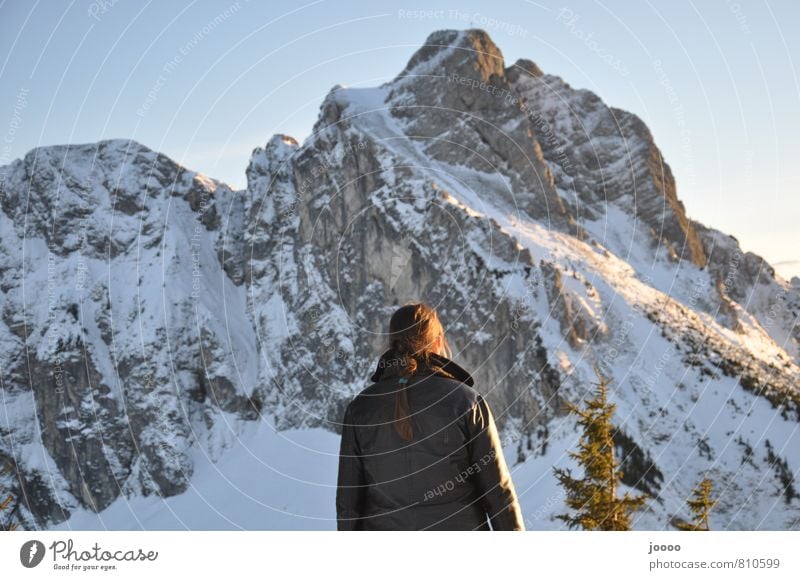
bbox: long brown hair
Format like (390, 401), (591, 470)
(382, 303), (452, 440)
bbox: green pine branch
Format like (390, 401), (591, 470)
(0, 458), (20, 531)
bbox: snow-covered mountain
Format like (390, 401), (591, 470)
(1, 29), (798, 531)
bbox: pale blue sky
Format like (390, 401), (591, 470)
(1, 0), (798, 279)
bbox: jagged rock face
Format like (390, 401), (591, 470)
(241, 131), (562, 435)
(1, 28), (799, 530)
(506, 57), (706, 267)
(0, 140), (257, 526)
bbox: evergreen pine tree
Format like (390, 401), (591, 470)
(552, 366), (649, 530)
(675, 477), (717, 531)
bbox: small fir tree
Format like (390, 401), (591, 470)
(675, 477), (717, 531)
(552, 366), (649, 530)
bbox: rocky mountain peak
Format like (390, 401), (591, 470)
(393, 28), (506, 85)
(505, 58), (544, 82)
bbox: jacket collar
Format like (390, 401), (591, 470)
(370, 348), (474, 386)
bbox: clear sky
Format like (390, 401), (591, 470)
(1, 0), (798, 279)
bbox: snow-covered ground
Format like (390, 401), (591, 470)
(50, 418), (340, 530)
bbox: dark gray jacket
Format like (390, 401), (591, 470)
(336, 350), (525, 531)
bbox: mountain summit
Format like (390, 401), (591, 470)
(1, 29), (798, 530)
